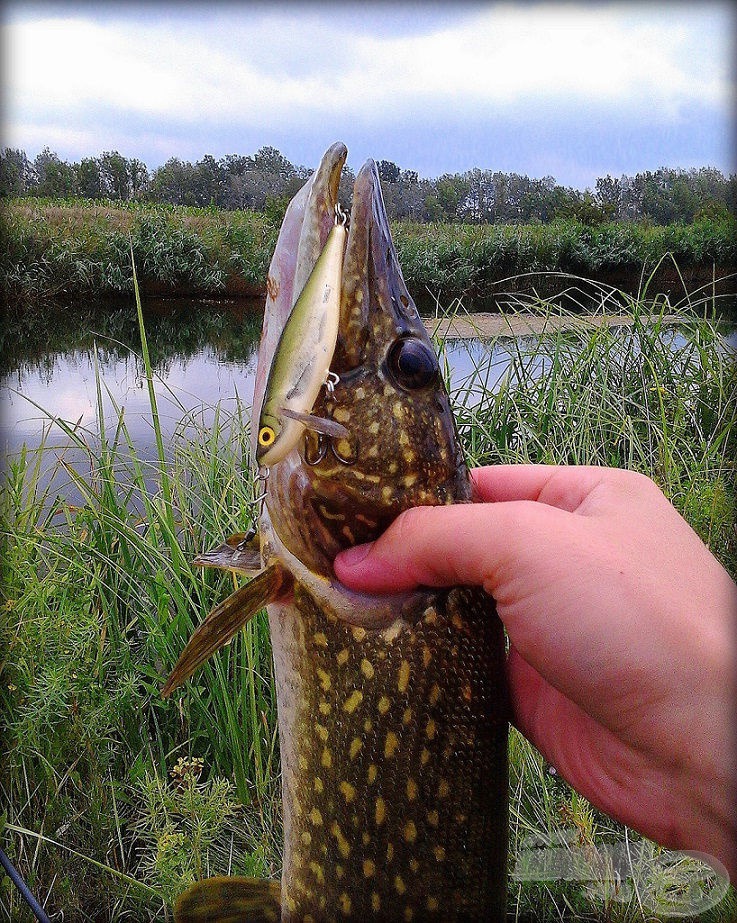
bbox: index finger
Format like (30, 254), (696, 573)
(471, 464), (610, 512)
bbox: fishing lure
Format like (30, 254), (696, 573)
(256, 205), (348, 468)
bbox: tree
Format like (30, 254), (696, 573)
(33, 148), (77, 197)
(0, 148), (32, 197)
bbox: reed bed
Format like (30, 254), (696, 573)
(1, 286), (735, 920)
(3, 198), (735, 304)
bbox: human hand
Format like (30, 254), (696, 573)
(334, 465), (737, 880)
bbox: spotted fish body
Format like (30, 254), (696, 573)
(167, 143), (508, 922)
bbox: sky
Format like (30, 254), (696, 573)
(3, 1), (735, 189)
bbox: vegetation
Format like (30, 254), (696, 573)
(3, 197), (735, 305)
(2, 285), (735, 920)
(2, 145), (735, 225)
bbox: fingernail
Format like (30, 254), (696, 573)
(337, 542), (373, 568)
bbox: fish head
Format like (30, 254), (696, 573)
(261, 149), (470, 574)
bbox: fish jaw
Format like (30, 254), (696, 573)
(265, 157), (470, 572)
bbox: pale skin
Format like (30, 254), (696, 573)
(334, 465), (737, 882)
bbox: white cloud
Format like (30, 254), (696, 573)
(5, 3), (731, 132)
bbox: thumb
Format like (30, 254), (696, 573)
(334, 500), (564, 597)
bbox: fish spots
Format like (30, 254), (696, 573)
(349, 738), (362, 760)
(402, 707), (413, 726)
(360, 658), (374, 679)
(404, 908), (414, 921)
(351, 626), (367, 642)
(427, 897), (439, 911)
(314, 777), (324, 794)
(313, 632), (328, 647)
(427, 809), (439, 827)
(334, 408), (351, 424)
(299, 755), (308, 770)
(429, 683), (441, 706)
(316, 723), (329, 742)
(339, 781), (356, 803)
(301, 831), (312, 846)
(363, 859), (376, 878)
(406, 778), (418, 801)
(377, 695), (391, 715)
(318, 701), (331, 715)
(343, 690), (363, 713)
(266, 274), (279, 300)
(331, 821), (351, 857)
(339, 892), (351, 916)
(403, 820), (417, 843)
(384, 731), (399, 758)
(403, 473), (418, 487)
(392, 402), (404, 419)
(355, 387), (366, 400)
(426, 718), (437, 740)
(285, 894), (297, 912)
(309, 861), (324, 884)
(438, 780), (450, 798)
(421, 748), (430, 766)
(386, 843), (394, 862)
(394, 875), (406, 895)
(309, 808), (323, 826)
(434, 846), (446, 862)
(383, 621), (402, 643)
(364, 718), (373, 733)
(381, 485), (394, 502)
(367, 764), (378, 784)
(362, 832), (371, 846)
(371, 893), (381, 912)
(397, 660), (411, 693)
(409, 858), (420, 873)
(369, 421), (380, 435)
(375, 797), (386, 825)
(317, 668), (332, 692)
(336, 648), (350, 666)
(341, 525), (355, 543)
(321, 748), (332, 769)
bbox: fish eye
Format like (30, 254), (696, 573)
(387, 337), (438, 390)
(258, 426), (276, 447)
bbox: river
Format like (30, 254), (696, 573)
(2, 297), (735, 467)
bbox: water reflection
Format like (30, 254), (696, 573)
(2, 299), (736, 463)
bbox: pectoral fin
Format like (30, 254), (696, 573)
(174, 876), (281, 923)
(194, 530), (262, 576)
(279, 406), (349, 439)
(161, 564), (290, 698)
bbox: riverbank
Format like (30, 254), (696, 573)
(3, 198), (735, 306)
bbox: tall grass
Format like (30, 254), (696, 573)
(1, 287), (735, 920)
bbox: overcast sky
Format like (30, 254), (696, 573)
(4, 1), (734, 189)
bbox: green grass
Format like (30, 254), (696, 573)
(1, 287), (735, 920)
(2, 198), (735, 304)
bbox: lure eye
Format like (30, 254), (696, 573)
(387, 337), (438, 390)
(258, 426), (276, 447)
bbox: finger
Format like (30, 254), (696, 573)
(334, 499), (564, 594)
(471, 464), (613, 512)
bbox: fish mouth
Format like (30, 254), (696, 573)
(257, 143), (468, 572)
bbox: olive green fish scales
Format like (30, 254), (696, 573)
(274, 584), (507, 921)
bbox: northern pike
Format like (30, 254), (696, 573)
(163, 142), (509, 922)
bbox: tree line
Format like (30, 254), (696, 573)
(1, 145), (734, 226)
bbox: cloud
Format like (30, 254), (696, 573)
(6, 5), (731, 122)
(3, 2), (733, 184)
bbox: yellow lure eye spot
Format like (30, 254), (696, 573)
(258, 426), (276, 447)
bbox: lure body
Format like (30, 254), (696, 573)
(256, 218), (346, 468)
